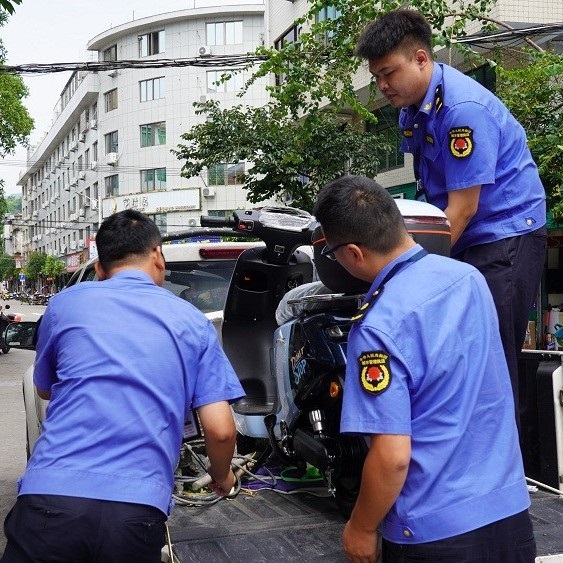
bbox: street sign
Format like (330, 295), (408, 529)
(18, 273), (26, 282)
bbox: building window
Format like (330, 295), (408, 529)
(140, 122), (166, 147)
(207, 162), (244, 186)
(139, 30), (165, 57)
(206, 71), (243, 93)
(105, 174), (119, 197)
(274, 26), (300, 85)
(206, 21), (242, 46)
(140, 77), (165, 102)
(104, 131), (118, 154)
(140, 168), (167, 192)
(103, 45), (117, 61)
(316, 5), (341, 42)
(367, 105), (404, 172)
(104, 88), (118, 112)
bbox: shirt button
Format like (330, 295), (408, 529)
(414, 124), (419, 129)
(526, 219), (533, 226)
(403, 530), (411, 537)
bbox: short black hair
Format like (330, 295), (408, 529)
(355, 9), (433, 61)
(313, 175), (407, 255)
(96, 209), (162, 272)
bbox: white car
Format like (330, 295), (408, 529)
(21, 240), (262, 458)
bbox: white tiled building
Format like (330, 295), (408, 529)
(16, 4), (269, 273)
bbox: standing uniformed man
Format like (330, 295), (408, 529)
(313, 175), (534, 563)
(355, 8), (547, 428)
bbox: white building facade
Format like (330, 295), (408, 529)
(17, 4), (269, 273)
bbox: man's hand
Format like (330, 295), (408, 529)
(208, 466), (236, 496)
(343, 520), (378, 562)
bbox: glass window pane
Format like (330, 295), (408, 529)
(158, 30), (165, 53)
(206, 23), (216, 46)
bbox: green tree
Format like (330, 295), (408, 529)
(175, 101), (384, 210)
(0, 252), (16, 282)
(0, 10), (34, 220)
(41, 254), (65, 280)
(496, 51), (563, 222)
(24, 251), (46, 283)
(176, 0), (495, 207)
(0, 0), (22, 15)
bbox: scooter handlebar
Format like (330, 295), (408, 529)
(200, 215), (236, 228)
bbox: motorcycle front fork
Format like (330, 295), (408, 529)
(280, 409), (336, 496)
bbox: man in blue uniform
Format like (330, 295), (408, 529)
(1, 210), (245, 563)
(355, 9), (547, 426)
(313, 175), (534, 562)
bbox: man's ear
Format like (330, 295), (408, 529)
(153, 246), (166, 272)
(94, 261), (108, 281)
(345, 243), (366, 267)
(414, 48), (430, 69)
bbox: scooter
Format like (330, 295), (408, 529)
(0, 304), (22, 354)
(200, 202), (451, 516)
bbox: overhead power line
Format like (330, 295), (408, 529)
(0, 54), (269, 75)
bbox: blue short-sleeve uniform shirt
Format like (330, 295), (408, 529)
(400, 63), (546, 255)
(20, 271), (244, 515)
(341, 246), (530, 543)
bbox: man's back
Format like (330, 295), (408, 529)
(22, 270), (242, 515)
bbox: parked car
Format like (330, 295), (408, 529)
(20, 239), (264, 458)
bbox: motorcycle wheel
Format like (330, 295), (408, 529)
(332, 435), (369, 519)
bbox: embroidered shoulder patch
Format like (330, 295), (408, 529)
(403, 129), (413, 138)
(448, 127), (474, 158)
(358, 351), (392, 395)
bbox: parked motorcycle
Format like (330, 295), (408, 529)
(200, 202), (451, 516)
(0, 304), (22, 354)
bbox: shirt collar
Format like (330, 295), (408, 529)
(405, 63), (444, 118)
(370, 244), (424, 292)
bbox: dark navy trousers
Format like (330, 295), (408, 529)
(382, 509), (536, 562)
(455, 227), (547, 428)
(1, 494), (166, 563)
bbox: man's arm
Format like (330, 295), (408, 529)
(343, 433), (411, 562)
(197, 401), (237, 495)
(444, 185), (481, 247)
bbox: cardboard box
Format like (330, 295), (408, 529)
(522, 321), (537, 350)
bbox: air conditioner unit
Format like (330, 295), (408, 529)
(83, 121), (90, 132)
(90, 119), (97, 130)
(90, 200), (98, 210)
(69, 213), (78, 221)
(61, 245), (67, 254)
(70, 140), (78, 152)
(108, 69), (118, 78)
(32, 211), (38, 218)
(106, 152), (118, 166)
(198, 45), (212, 57)
(50, 197), (56, 204)
(70, 177), (78, 187)
(90, 161), (98, 170)
(78, 171), (86, 180)
(202, 186), (216, 198)
(70, 241), (77, 250)
(78, 208), (85, 217)
(79, 133), (86, 143)
(64, 150), (70, 159)
(78, 239), (85, 248)
(188, 218), (197, 227)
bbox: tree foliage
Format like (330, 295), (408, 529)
(496, 51), (563, 222)
(0, 252), (16, 281)
(176, 0), (495, 207)
(0, 0), (22, 15)
(24, 252), (46, 281)
(41, 254), (65, 279)
(175, 101), (384, 210)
